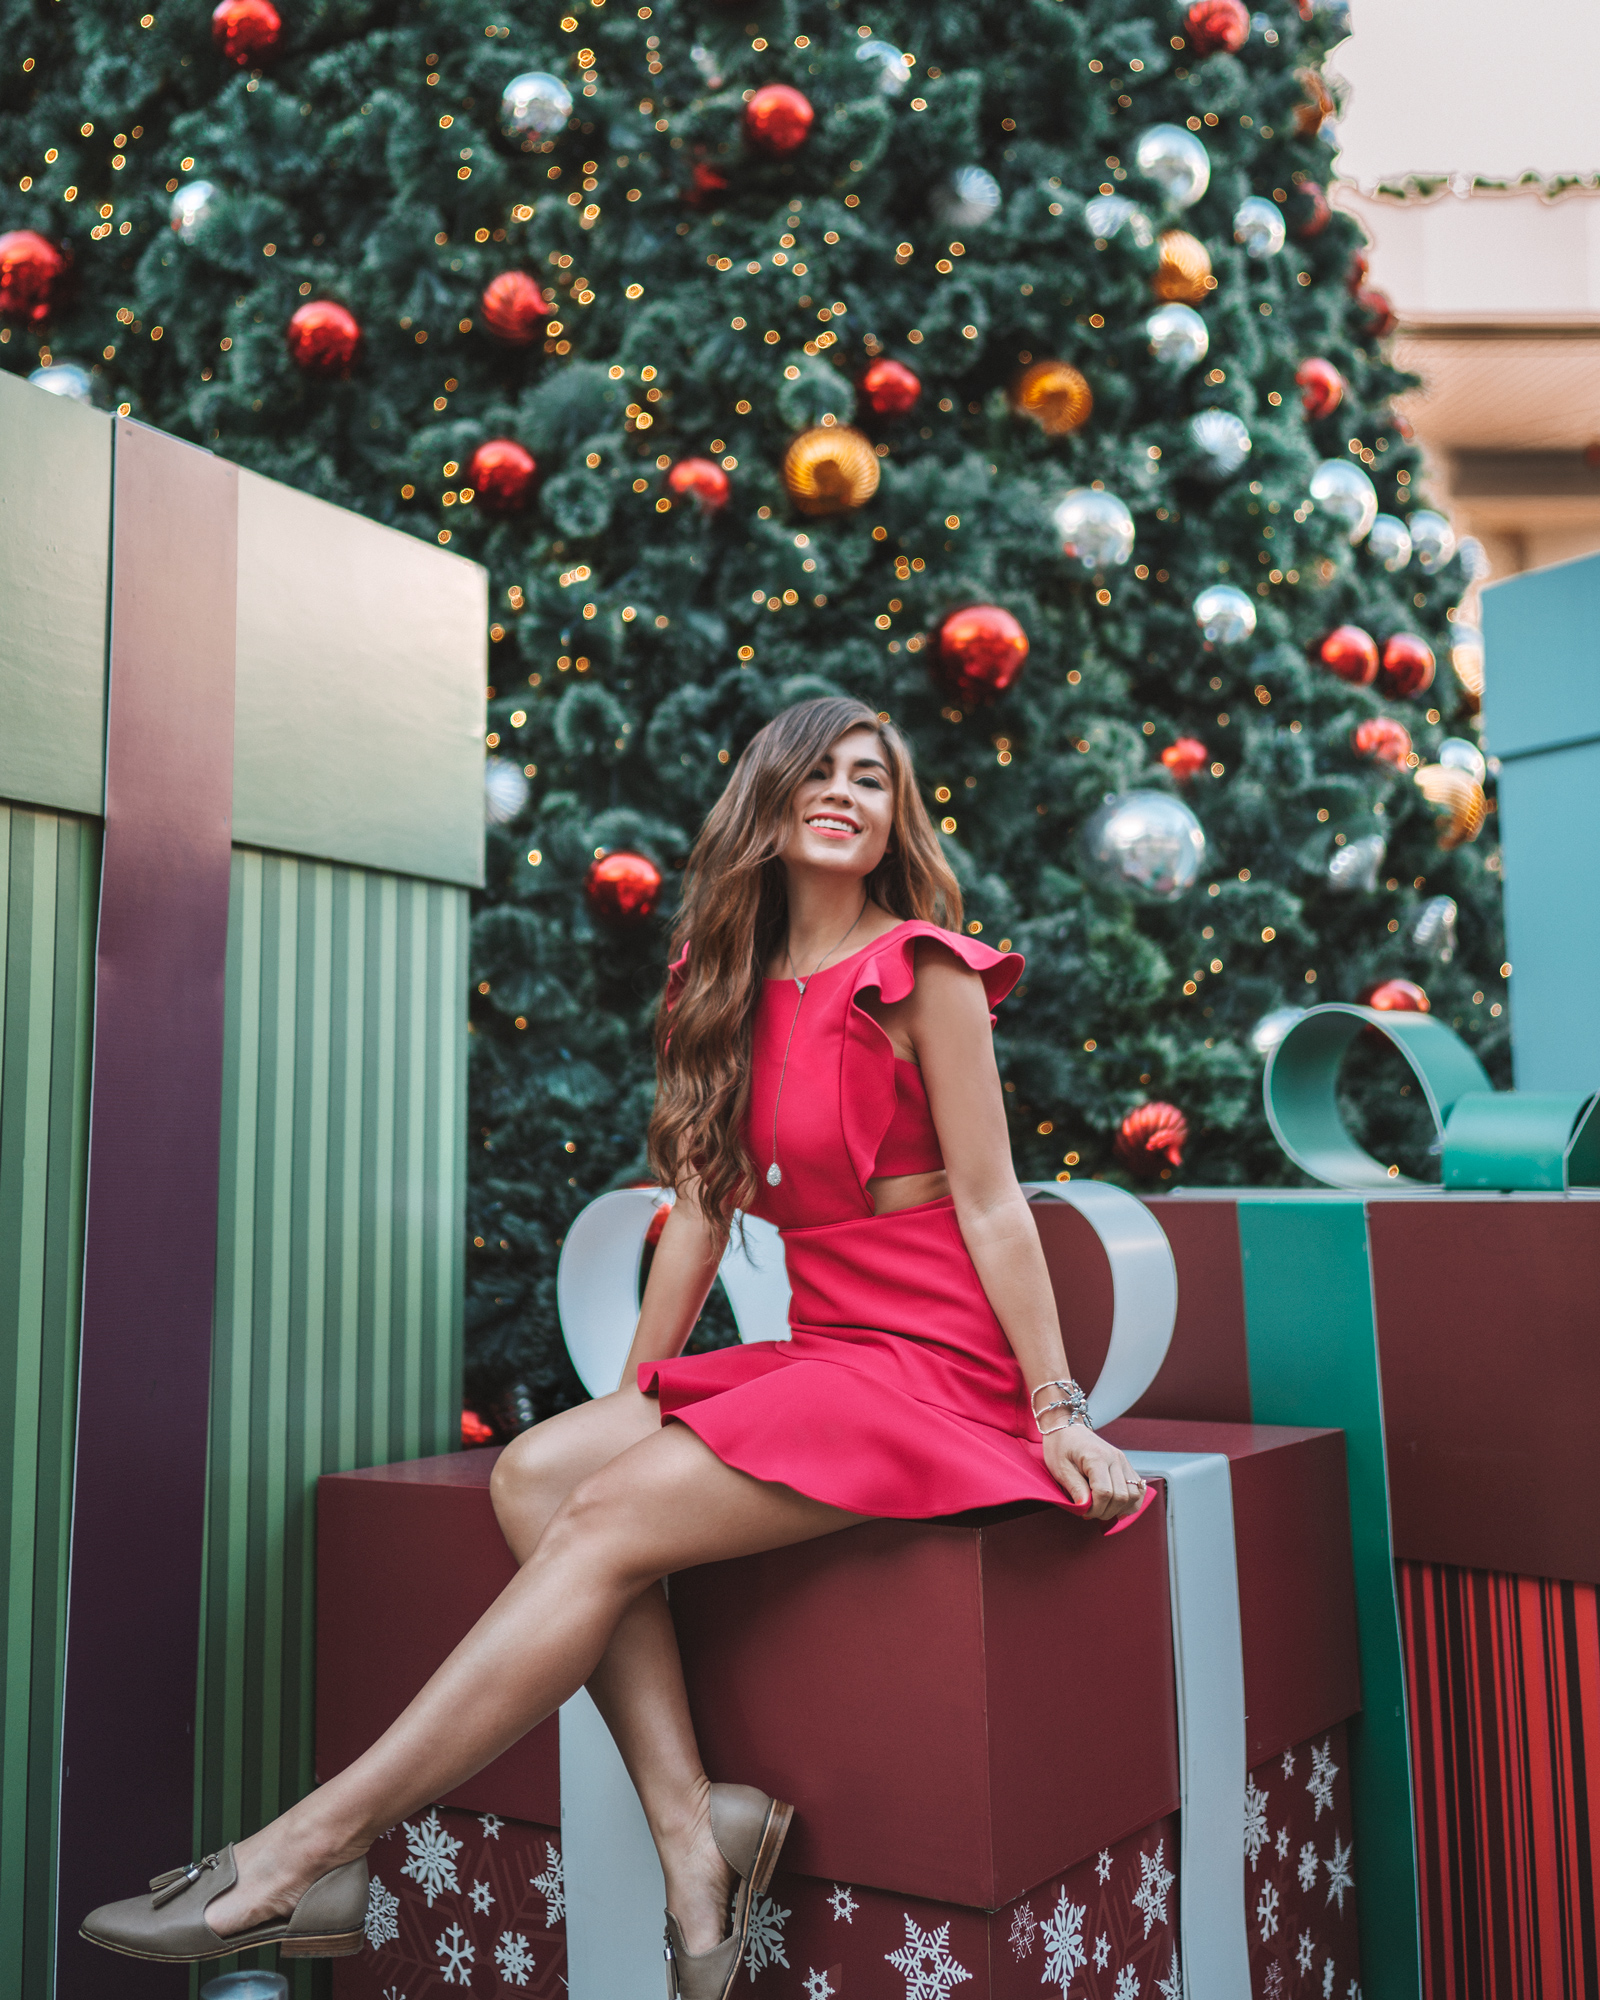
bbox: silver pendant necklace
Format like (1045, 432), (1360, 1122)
(765, 900), (868, 1189)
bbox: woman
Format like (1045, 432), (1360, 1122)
(82, 696), (1149, 1996)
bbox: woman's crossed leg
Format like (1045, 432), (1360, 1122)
(205, 1388), (860, 1955)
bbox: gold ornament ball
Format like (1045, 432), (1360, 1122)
(1414, 764), (1488, 848)
(1153, 230), (1214, 305)
(1009, 359), (1093, 436)
(782, 425), (880, 516)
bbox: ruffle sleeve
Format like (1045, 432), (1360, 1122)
(839, 922), (1024, 1196)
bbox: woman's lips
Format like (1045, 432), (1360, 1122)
(805, 814), (861, 838)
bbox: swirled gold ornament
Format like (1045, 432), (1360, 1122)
(1153, 229), (1214, 304)
(782, 424), (881, 516)
(1451, 627), (1485, 712)
(1009, 359), (1093, 436)
(1415, 764), (1488, 848)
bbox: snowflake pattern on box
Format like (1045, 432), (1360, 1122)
(434, 1922), (474, 1987)
(401, 1811), (463, 1909)
(531, 1841), (564, 1928)
(365, 1875), (400, 1951)
(886, 1917), (974, 1999)
(333, 1807), (567, 2000)
(1245, 1722), (1361, 2000)
(802, 1971), (834, 2000)
(1113, 1967), (1140, 2000)
(1307, 1739), (1339, 1820)
(1244, 1774), (1271, 1871)
(827, 1883), (858, 1925)
(1131, 1843), (1174, 1939)
(1041, 1889), (1087, 1992)
(1008, 1901), (1036, 1961)
(744, 1892), (791, 1978)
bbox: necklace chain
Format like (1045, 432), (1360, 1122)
(766, 901), (868, 1189)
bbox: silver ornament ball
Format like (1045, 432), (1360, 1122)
(1233, 195), (1287, 257)
(1308, 459), (1379, 544)
(1458, 535), (1491, 583)
(500, 71), (573, 145)
(169, 179), (219, 244)
(1437, 736), (1486, 783)
(1146, 302), (1209, 368)
(1192, 582), (1257, 645)
(855, 38), (912, 94)
(484, 756), (531, 825)
(1080, 791), (1207, 902)
(1134, 124), (1211, 208)
(1327, 833), (1387, 893)
(1085, 194), (1153, 246)
(935, 165), (1001, 230)
(1411, 896), (1458, 964)
(1407, 509), (1456, 573)
(1053, 487), (1135, 571)
(1250, 1005), (1309, 1061)
(1367, 513), (1413, 572)
(27, 362), (93, 401)
(1190, 409), (1252, 479)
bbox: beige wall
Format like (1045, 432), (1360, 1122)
(1329, 1), (1600, 580)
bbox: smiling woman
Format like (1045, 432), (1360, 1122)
(81, 698), (1150, 2000)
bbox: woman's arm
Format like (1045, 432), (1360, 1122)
(619, 1184), (726, 1384)
(908, 944), (1143, 1520)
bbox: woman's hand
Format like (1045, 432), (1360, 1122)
(1042, 1425), (1146, 1522)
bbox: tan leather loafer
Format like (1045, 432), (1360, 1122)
(79, 1843), (368, 1962)
(664, 1784), (793, 2000)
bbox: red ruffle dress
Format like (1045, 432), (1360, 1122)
(640, 919), (1083, 1520)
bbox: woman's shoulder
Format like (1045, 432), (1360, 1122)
(851, 919), (1023, 1012)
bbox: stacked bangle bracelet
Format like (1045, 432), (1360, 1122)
(1031, 1377), (1092, 1437)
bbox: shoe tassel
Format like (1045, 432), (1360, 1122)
(149, 1855), (221, 1907)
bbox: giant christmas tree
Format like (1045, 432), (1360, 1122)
(2, 0), (1506, 1419)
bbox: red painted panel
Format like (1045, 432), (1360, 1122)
(671, 1503), (1177, 1910)
(1368, 1199), (1600, 1584)
(1135, 1196), (1253, 1422)
(1108, 1421), (1361, 1765)
(316, 1451), (560, 1824)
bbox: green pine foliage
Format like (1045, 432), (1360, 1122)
(3, 0), (1506, 1418)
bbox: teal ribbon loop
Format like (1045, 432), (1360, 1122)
(1263, 1004), (1492, 1190)
(1442, 1089), (1600, 1191)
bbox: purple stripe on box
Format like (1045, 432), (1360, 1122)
(54, 421), (237, 1996)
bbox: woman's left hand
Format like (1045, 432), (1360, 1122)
(1042, 1425), (1146, 1522)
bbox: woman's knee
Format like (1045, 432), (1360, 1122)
(489, 1422), (568, 1533)
(537, 1464), (655, 1592)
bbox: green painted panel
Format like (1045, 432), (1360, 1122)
(1237, 1194), (1420, 2000)
(1481, 547), (1600, 760)
(0, 805), (98, 2000)
(233, 470), (488, 888)
(0, 376), (111, 817)
(193, 848), (466, 1980)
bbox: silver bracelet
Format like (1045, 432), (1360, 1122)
(1030, 1376), (1092, 1437)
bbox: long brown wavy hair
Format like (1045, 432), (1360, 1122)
(647, 697), (962, 1222)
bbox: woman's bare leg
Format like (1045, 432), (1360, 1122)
(204, 1417), (860, 1951)
(488, 1388), (737, 1942)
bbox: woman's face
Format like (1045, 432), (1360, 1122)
(780, 726), (895, 883)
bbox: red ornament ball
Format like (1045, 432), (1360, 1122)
(667, 457), (731, 509)
(860, 357), (922, 417)
(1352, 717), (1412, 768)
(1316, 624), (1380, 687)
(481, 270), (551, 345)
(1116, 1101), (1189, 1175)
(1379, 632), (1435, 699)
(1184, 0), (1251, 54)
(461, 1408), (496, 1447)
(1346, 253), (1370, 297)
(1359, 977), (1430, 1015)
(469, 439), (538, 515)
(0, 230), (67, 325)
(1160, 737), (1209, 782)
(211, 0), (281, 65)
(586, 851), (663, 923)
(1295, 356), (1345, 421)
(685, 161), (731, 209)
(935, 605), (1029, 702)
(286, 299), (360, 375)
(1291, 183), (1332, 239)
(744, 84), (814, 156)
(1357, 287), (1398, 340)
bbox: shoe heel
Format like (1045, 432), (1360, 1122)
(750, 1800), (793, 1896)
(280, 1930), (364, 1959)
